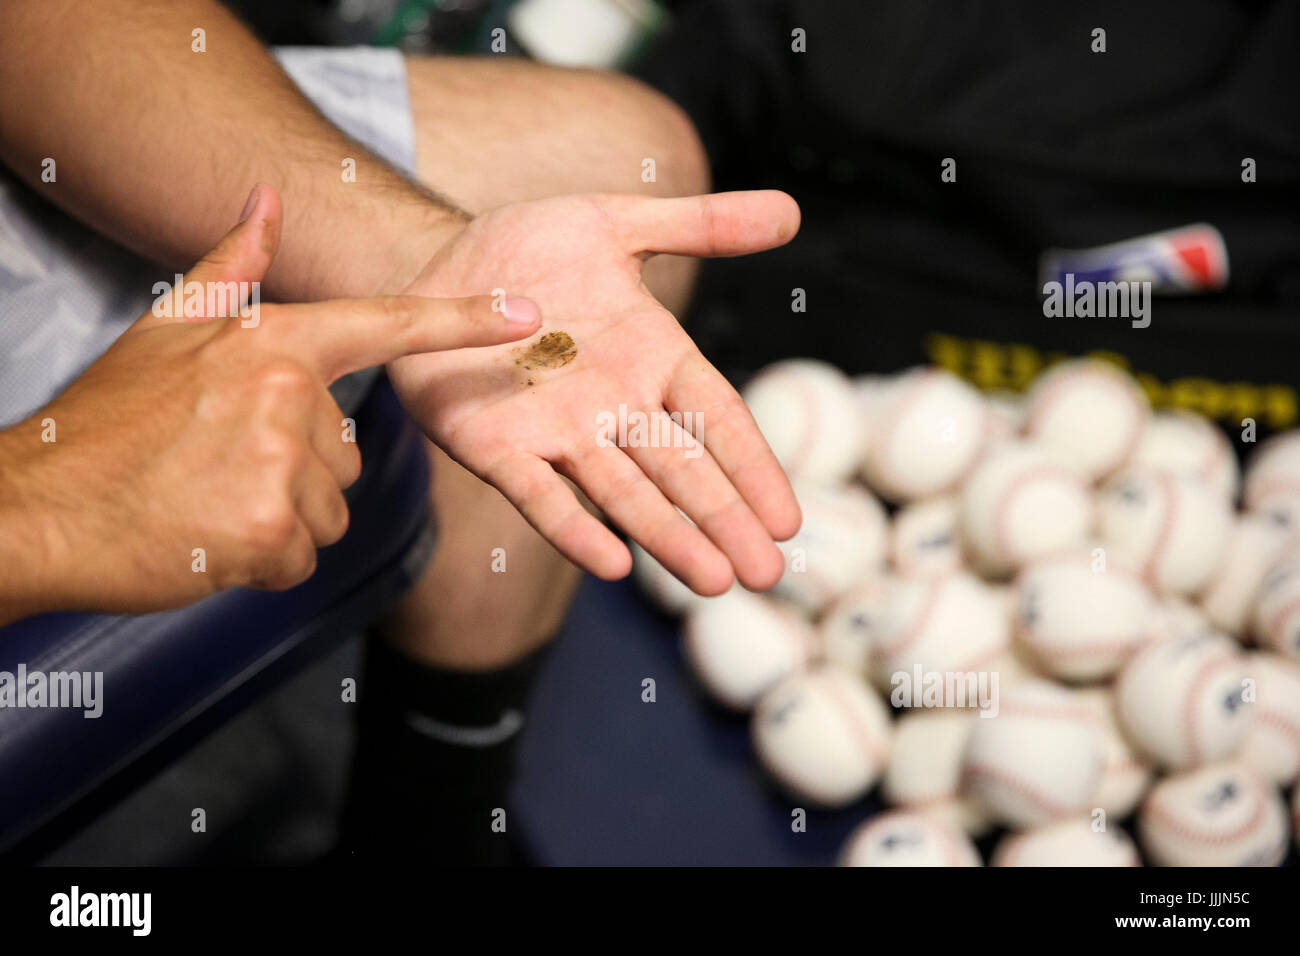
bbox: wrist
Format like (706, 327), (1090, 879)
(375, 202), (469, 296)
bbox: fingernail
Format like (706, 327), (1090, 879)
(502, 296), (540, 324)
(238, 185), (263, 224)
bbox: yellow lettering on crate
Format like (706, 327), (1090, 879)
(923, 333), (1297, 429)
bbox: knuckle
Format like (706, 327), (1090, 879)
(256, 357), (315, 399)
(251, 428), (306, 471)
(380, 295), (417, 330)
(244, 503), (299, 552)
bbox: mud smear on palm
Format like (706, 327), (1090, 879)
(513, 331), (577, 379)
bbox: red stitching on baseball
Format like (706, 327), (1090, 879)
(992, 465), (1089, 569)
(1143, 776), (1267, 847)
(814, 670), (887, 769)
(872, 573), (951, 665)
(1026, 364), (1144, 479)
(1263, 593), (1300, 654)
(963, 762), (1080, 820)
(1182, 653), (1237, 765)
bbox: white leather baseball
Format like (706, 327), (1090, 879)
(1198, 513), (1292, 637)
(681, 590), (814, 711)
(751, 667), (893, 808)
(839, 811), (981, 867)
(860, 367), (987, 503)
(742, 358), (866, 485)
(1127, 409), (1239, 502)
(889, 495), (965, 578)
(1115, 632), (1252, 769)
(1023, 359), (1148, 482)
(870, 572), (1009, 700)
(1151, 595), (1213, 644)
(1097, 469), (1231, 596)
(882, 709), (991, 835)
(982, 390), (1024, 448)
(991, 818), (1141, 867)
(1249, 545), (1300, 662)
(1012, 551), (1157, 682)
(963, 680), (1105, 829)
(1138, 761), (1288, 867)
(1244, 431), (1300, 531)
(959, 441), (1094, 578)
(771, 482), (888, 614)
(1073, 687), (1155, 818)
(818, 575), (893, 679)
(1239, 651), (1300, 786)
(630, 539), (704, 615)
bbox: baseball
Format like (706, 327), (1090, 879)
(839, 811), (981, 867)
(1074, 687), (1155, 818)
(1023, 359), (1148, 482)
(742, 358), (866, 485)
(962, 680), (1105, 829)
(959, 441), (1094, 577)
(1115, 632), (1252, 770)
(751, 667), (893, 808)
(859, 367), (987, 503)
(1244, 431), (1300, 531)
(630, 539), (704, 615)
(870, 572), (1009, 702)
(771, 481), (888, 614)
(1097, 469), (1231, 595)
(882, 709), (991, 835)
(1151, 595), (1213, 643)
(889, 495), (965, 578)
(982, 390), (1025, 447)
(1127, 409), (1239, 501)
(1239, 652), (1300, 786)
(991, 818), (1141, 867)
(1012, 551), (1157, 682)
(681, 589), (815, 711)
(1249, 545), (1300, 661)
(1138, 761), (1289, 867)
(818, 575), (893, 678)
(1198, 513), (1293, 637)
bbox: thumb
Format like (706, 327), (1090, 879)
(135, 184), (282, 330)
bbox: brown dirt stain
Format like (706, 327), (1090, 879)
(513, 331), (577, 374)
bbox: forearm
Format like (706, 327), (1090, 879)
(0, 426), (68, 626)
(0, 0), (461, 300)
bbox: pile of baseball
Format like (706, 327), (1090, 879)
(634, 357), (1300, 867)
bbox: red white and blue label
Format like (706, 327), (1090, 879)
(1039, 223), (1229, 295)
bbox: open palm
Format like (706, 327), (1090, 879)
(388, 191), (803, 594)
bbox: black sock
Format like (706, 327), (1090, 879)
(337, 633), (552, 865)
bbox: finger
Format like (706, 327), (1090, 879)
(558, 441), (734, 596)
(611, 190), (801, 259)
(480, 452), (632, 580)
(307, 384), (363, 489)
(666, 359), (802, 541)
(292, 452), (351, 548)
(133, 184), (282, 332)
(272, 294), (543, 384)
(623, 410), (785, 591)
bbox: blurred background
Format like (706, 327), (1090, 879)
(36, 0), (1300, 866)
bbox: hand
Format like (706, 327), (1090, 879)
(388, 191), (803, 595)
(0, 185), (541, 621)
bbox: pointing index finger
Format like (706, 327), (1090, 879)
(271, 294), (542, 383)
